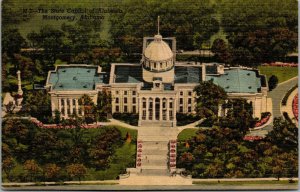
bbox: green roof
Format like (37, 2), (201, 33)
(206, 69), (261, 93)
(49, 66), (105, 90)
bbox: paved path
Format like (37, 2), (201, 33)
(269, 77), (298, 118)
(248, 77), (298, 137)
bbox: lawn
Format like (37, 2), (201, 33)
(177, 128), (198, 141)
(85, 141), (136, 180)
(258, 66), (298, 83)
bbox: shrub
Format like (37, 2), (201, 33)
(282, 85), (298, 105)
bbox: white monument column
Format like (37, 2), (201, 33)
(17, 70), (23, 96)
(139, 97), (142, 121)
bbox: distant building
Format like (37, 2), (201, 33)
(45, 31), (269, 126)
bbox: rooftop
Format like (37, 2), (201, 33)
(206, 69), (261, 93)
(48, 66), (106, 90)
(174, 66), (202, 83)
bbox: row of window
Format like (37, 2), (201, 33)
(179, 91), (193, 96)
(179, 98), (193, 105)
(115, 90), (136, 95)
(115, 97), (136, 104)
(115, 105), (136, 113)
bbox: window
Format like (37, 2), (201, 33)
(180, 98), (183, 105)
(124, 97), (127, 104)
(180, 91), (183, 96)
(143, 102), (146, 108)
(142, 110), (146, 120)
(116, 91), (119, 95)
(133, 106), (136, 113)
(188, 98), (192, 104)
(73, 99), (76, 105)
(133, 97), (136, 104)
(61, 99), (64, 106)
(169, 102), (173, 108)
(124, 91), (127, 95)
(180, 106), (183, 113)
(124, 106), (128, 112)
(116, 106), (119, 112)
(133, 91), (136, 95)
(188, 106), (192, 112)
(188, 91), (192, 96)
(116, 98), (119, 103)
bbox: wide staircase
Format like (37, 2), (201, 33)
(137, 140), (170, 175)
(121, 127), (192, 185)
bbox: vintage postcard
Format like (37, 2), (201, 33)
(1, 0), (298, 190)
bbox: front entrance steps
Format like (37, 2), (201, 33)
(139, 120), (176, 127)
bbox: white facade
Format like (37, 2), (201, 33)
(46, 34), (269, 126)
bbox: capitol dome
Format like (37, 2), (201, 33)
(143, 34), (174, 73)
(144, 35), (173, 61)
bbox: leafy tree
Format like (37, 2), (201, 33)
(268, 75), (278, 91)
(266, 117), (298, 150)
(43, 163), (61, 181)
(96, 90), (112, 120)
(220, 99), (255, 134)
(78, 94), (96, 123)
(66, 163), (87, 181)
(22, 90), (52, 122)
(23, 159), (42, 181)
(194, 80), (227, 119)
(2, 157), (16, 181)
(2, 28), (26, 58)
(211, 38), (231, 63)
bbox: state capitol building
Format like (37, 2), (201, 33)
(45, 29), (269, 127)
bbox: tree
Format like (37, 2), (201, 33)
(66, 164), (87, 181)
(96, 90), (112, 120)
(266, 117), (298, 150)
(211, 38), (231, 63)
(78, 94), (96, 123)
(23, 159), (42, 181)
(22, 90), (52, 122)
(2, 28), (26, 58)
(194, 80), (227, 119)
(43, 163), (61, 181)
(2, 157), (16, 181)
(268, 75), (279, 91)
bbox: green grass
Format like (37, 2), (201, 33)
(177, 128), (198, 141)
(85, 142), (136, 180)
(193, 180), (298, 185)
(258, 66), (298, 83)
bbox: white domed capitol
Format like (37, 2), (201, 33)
(46, 17), (270, 127)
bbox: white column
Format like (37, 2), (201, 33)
(139, 97), (142, 121)
(75, 99), (79, 115)
(64, 99), (68, 118)
(146, 97), (149, 120)
(17, 70), (23, 96)
(70, 99), (74, 115)
(153, 98), (156, 120)
(166, 98), (170, 120)
(58, 98), (62, 113)
(173, 97), (177, 123)
(159, 98), (163, 121)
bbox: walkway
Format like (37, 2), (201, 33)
(247, 77), (298, 137)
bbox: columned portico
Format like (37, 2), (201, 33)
(138, 94), (177, 127)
